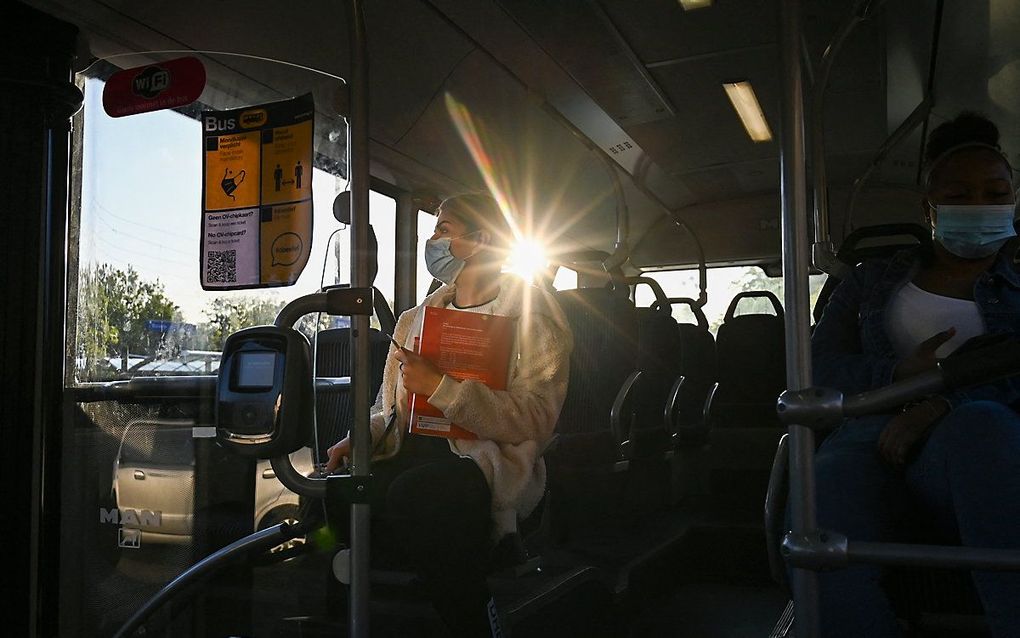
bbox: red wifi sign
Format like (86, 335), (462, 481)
(102, 56), (206, 118)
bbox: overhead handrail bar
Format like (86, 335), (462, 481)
(667, 209), (709, 308)
(841, 99), (931, 240)
(811, 0), (890, 276)
(599, 156), (631, 271)
(71, 376), (350, 403)
(528, 98), (631, 271)
(912, 0), (947, 187)
(632, 155), (707, 307)
(528, 96), (713, 284)
(843, 0), (945, 238)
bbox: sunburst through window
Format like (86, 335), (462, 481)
(504, 239), (548, 285)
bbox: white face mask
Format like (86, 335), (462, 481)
(423, 231), (479, 285)
(933, 204), (1017, 259)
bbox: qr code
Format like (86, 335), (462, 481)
(207, 250), (237, 283)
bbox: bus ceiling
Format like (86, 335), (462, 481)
(30, 0), (1020, 268)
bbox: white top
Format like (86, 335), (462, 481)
(886, 281), (985, 359)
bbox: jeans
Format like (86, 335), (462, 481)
(814, 401), (1020, 638)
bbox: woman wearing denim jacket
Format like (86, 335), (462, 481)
(812, 113), (1020, 637)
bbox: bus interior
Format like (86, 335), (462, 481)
(6, 0), (1020, 636)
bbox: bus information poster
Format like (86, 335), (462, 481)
(200, 93), (314, 290)
(408, 306), (516, 440)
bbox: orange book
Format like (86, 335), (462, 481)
(408, 306), (516, 439)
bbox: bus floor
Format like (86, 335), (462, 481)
(231, 499), (786, 637)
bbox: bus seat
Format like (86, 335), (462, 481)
(311, 328), (390, 460)
(607, 277), (683, 463)
(660, 301), (718, 504)
(631, 306), (682, 459)
(548, 287), (640, 468)
(625, 305), (685, 514)
(310, 221), (394, 459)
(544, 287), (641, 540)
(706, 291), (785, 430)
(813, 223), (931, 324)
(700, 291), (786, 509)
(668, 300), (718, 446)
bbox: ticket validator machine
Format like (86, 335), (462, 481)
(217, 326), (314, 458)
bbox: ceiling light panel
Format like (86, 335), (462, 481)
(679, 0), (714, 10)
(723, 81), (773, 143)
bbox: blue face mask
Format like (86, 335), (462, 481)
(424, 232), (479, 285)
(934, 204), (1017, 259)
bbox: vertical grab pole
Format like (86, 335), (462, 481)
(347, 1), (372, 637)
(779, 0), (820, 636)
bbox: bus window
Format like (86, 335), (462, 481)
(374, 194), (397, 310)
(72, 72), (347, 382)
(635, 267), (826, 334)
(417, 209), (437, 302)
(552, 265), (578, 291)
(332, 190), (397, 321)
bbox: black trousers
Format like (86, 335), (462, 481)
(333, 434), (495, 636)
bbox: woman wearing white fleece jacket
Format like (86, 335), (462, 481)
(325, 193), (572, 637)
(373, 272), (572, 534)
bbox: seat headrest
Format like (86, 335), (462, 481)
(723, 291), (783, 323)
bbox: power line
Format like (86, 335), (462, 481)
(89, 231), (193, 269)
(90, 214), (193, 256)
(88, 197), (196, 241)
(86, 244), (195, 283)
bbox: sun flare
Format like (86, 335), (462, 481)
(504, 239), (548, 284)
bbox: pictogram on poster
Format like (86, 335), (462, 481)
(201, 93), (314, 290)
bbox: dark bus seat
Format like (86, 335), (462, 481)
(656, 298), (717, 446)
(310, 222), (396, 460)
(631, 306), (682, 458)
(701, 290), (786, 510)
(623, 277), (683, 461)
(544, 287), (642, 539)
(548, 287), (641, 468)
(813, 223), (931, 323)
(312, 328), (391, 459)
(622, 276), (685, 515)
(706, 290), (786, 430)
(651, 298), (719, 505)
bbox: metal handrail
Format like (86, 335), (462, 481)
(811, 0), (890, 257)
(113, 523), (300, 638)
(779, 1), (820, 635)
(71, 375), (351, 403)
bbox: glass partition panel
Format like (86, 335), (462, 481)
(63, 51), (351, 638)
(72, 53), (349, 383)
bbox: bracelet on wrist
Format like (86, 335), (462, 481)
(902, 395), (950, 418)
